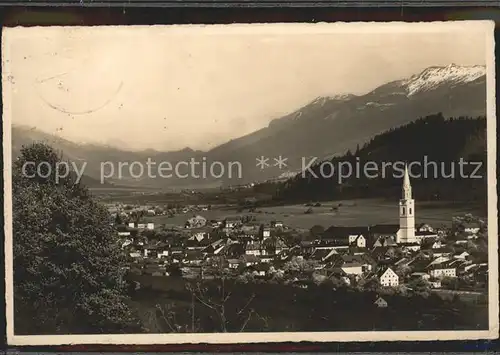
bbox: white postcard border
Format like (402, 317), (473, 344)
(3, 21), (498, 345)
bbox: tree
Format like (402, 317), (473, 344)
(185, 278), (267, 333)
(407, 278), (432, 298)
(396, 264), (412, 279)
(13, 143), (142, 334)
(355, 144), (360, 156)
(356, 277), (380, 292)
(283, 257), (317, 274)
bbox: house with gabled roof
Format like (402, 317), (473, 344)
(240, 254), (260, 266)
(245, 240), (262, 256)
(341, 262), (363, 275)
(228, 258), (241, 269)
(374, 296), (388, 308)
(372, 234), (398, 248)
(259, 255), (275, 263)
(427, 260), (457, 278)
(463, 222), (481, 235)
(453, 251), (470, 260)
(272, 220), (284, 228)
(432, 248), (453, 258)
(417, 223), (434, 233)
(378, 267), (399, 287)
(400, 242), (421, 253)
(246, 263), (271, 277)
(323, 226), (369, 247)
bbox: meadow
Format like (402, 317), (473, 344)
(143, 198), (485, 230)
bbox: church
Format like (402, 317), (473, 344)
(396, 165), (417, 244)
(373, 164), (438, 245)
(322, 164), (438, 247)
(394, 164), (438, 244)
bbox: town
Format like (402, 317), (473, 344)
(107, 165), (489, 305)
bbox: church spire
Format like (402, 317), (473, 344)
(402, 164), (412, 200)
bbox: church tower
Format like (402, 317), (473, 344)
(398, 164), (416, 243)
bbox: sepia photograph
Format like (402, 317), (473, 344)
(2, 21), (498, 345)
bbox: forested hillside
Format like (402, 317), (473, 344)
(273, 113), (487, 204)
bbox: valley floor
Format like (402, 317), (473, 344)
(142, 198), (485, 230)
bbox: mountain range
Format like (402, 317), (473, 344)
(11, 64), (487, 189)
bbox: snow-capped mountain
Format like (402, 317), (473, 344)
(207, 64), (486, 184)
(403, 64), (486, 96)
(14, 64), (487, 188)
(311, 94), (357, 106)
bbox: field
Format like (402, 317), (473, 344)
(143, 198), (485, 230)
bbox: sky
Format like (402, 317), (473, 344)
(3, 23), (489, 152)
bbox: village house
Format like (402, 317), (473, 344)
(428, 256), (452, 269)
(432, 248), (453, 258)
(314, 242), (350, 252)
(228, 259), (240, 269)
(225, 218), (241, 229)
(431, 240), (442, 249)
(272, 221), (284, 228)
(183, 251), (204, 265)
(349, 247), (366, 256)
(143, 244), (158, 258)
(453, 251), (470, 260)
(245, 241), (262, 256)
(185, 237), (210, 251)
(209, 220), (222, 228)
(378, 267), (399, 287)
(352, 235), (367, 248)
(427, 261), (457, 278)
(260, 255), (275, 263)
(454, 236), (469, 246)
(157, 248), (169, 259)
(240, 254), (260, 267)
(463, 222), (481, 235)
(370, 225), (400, 244)
(170, 246), (184, 255)
(429, 279), (442, 288)
(372, 233), (398, 248)
(188, 227), (210, 242)
(246, 263), (271, 277)
(417, 223), (434, 233)
(400, 242), (421, 253)
(341, 262), (364, 276)
(323, 226), (369, 247)
(374, 296), (388, 308)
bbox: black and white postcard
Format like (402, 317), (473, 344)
(3, 21), (498, 345)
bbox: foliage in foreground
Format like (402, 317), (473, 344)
(13, 143), (142, 334)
